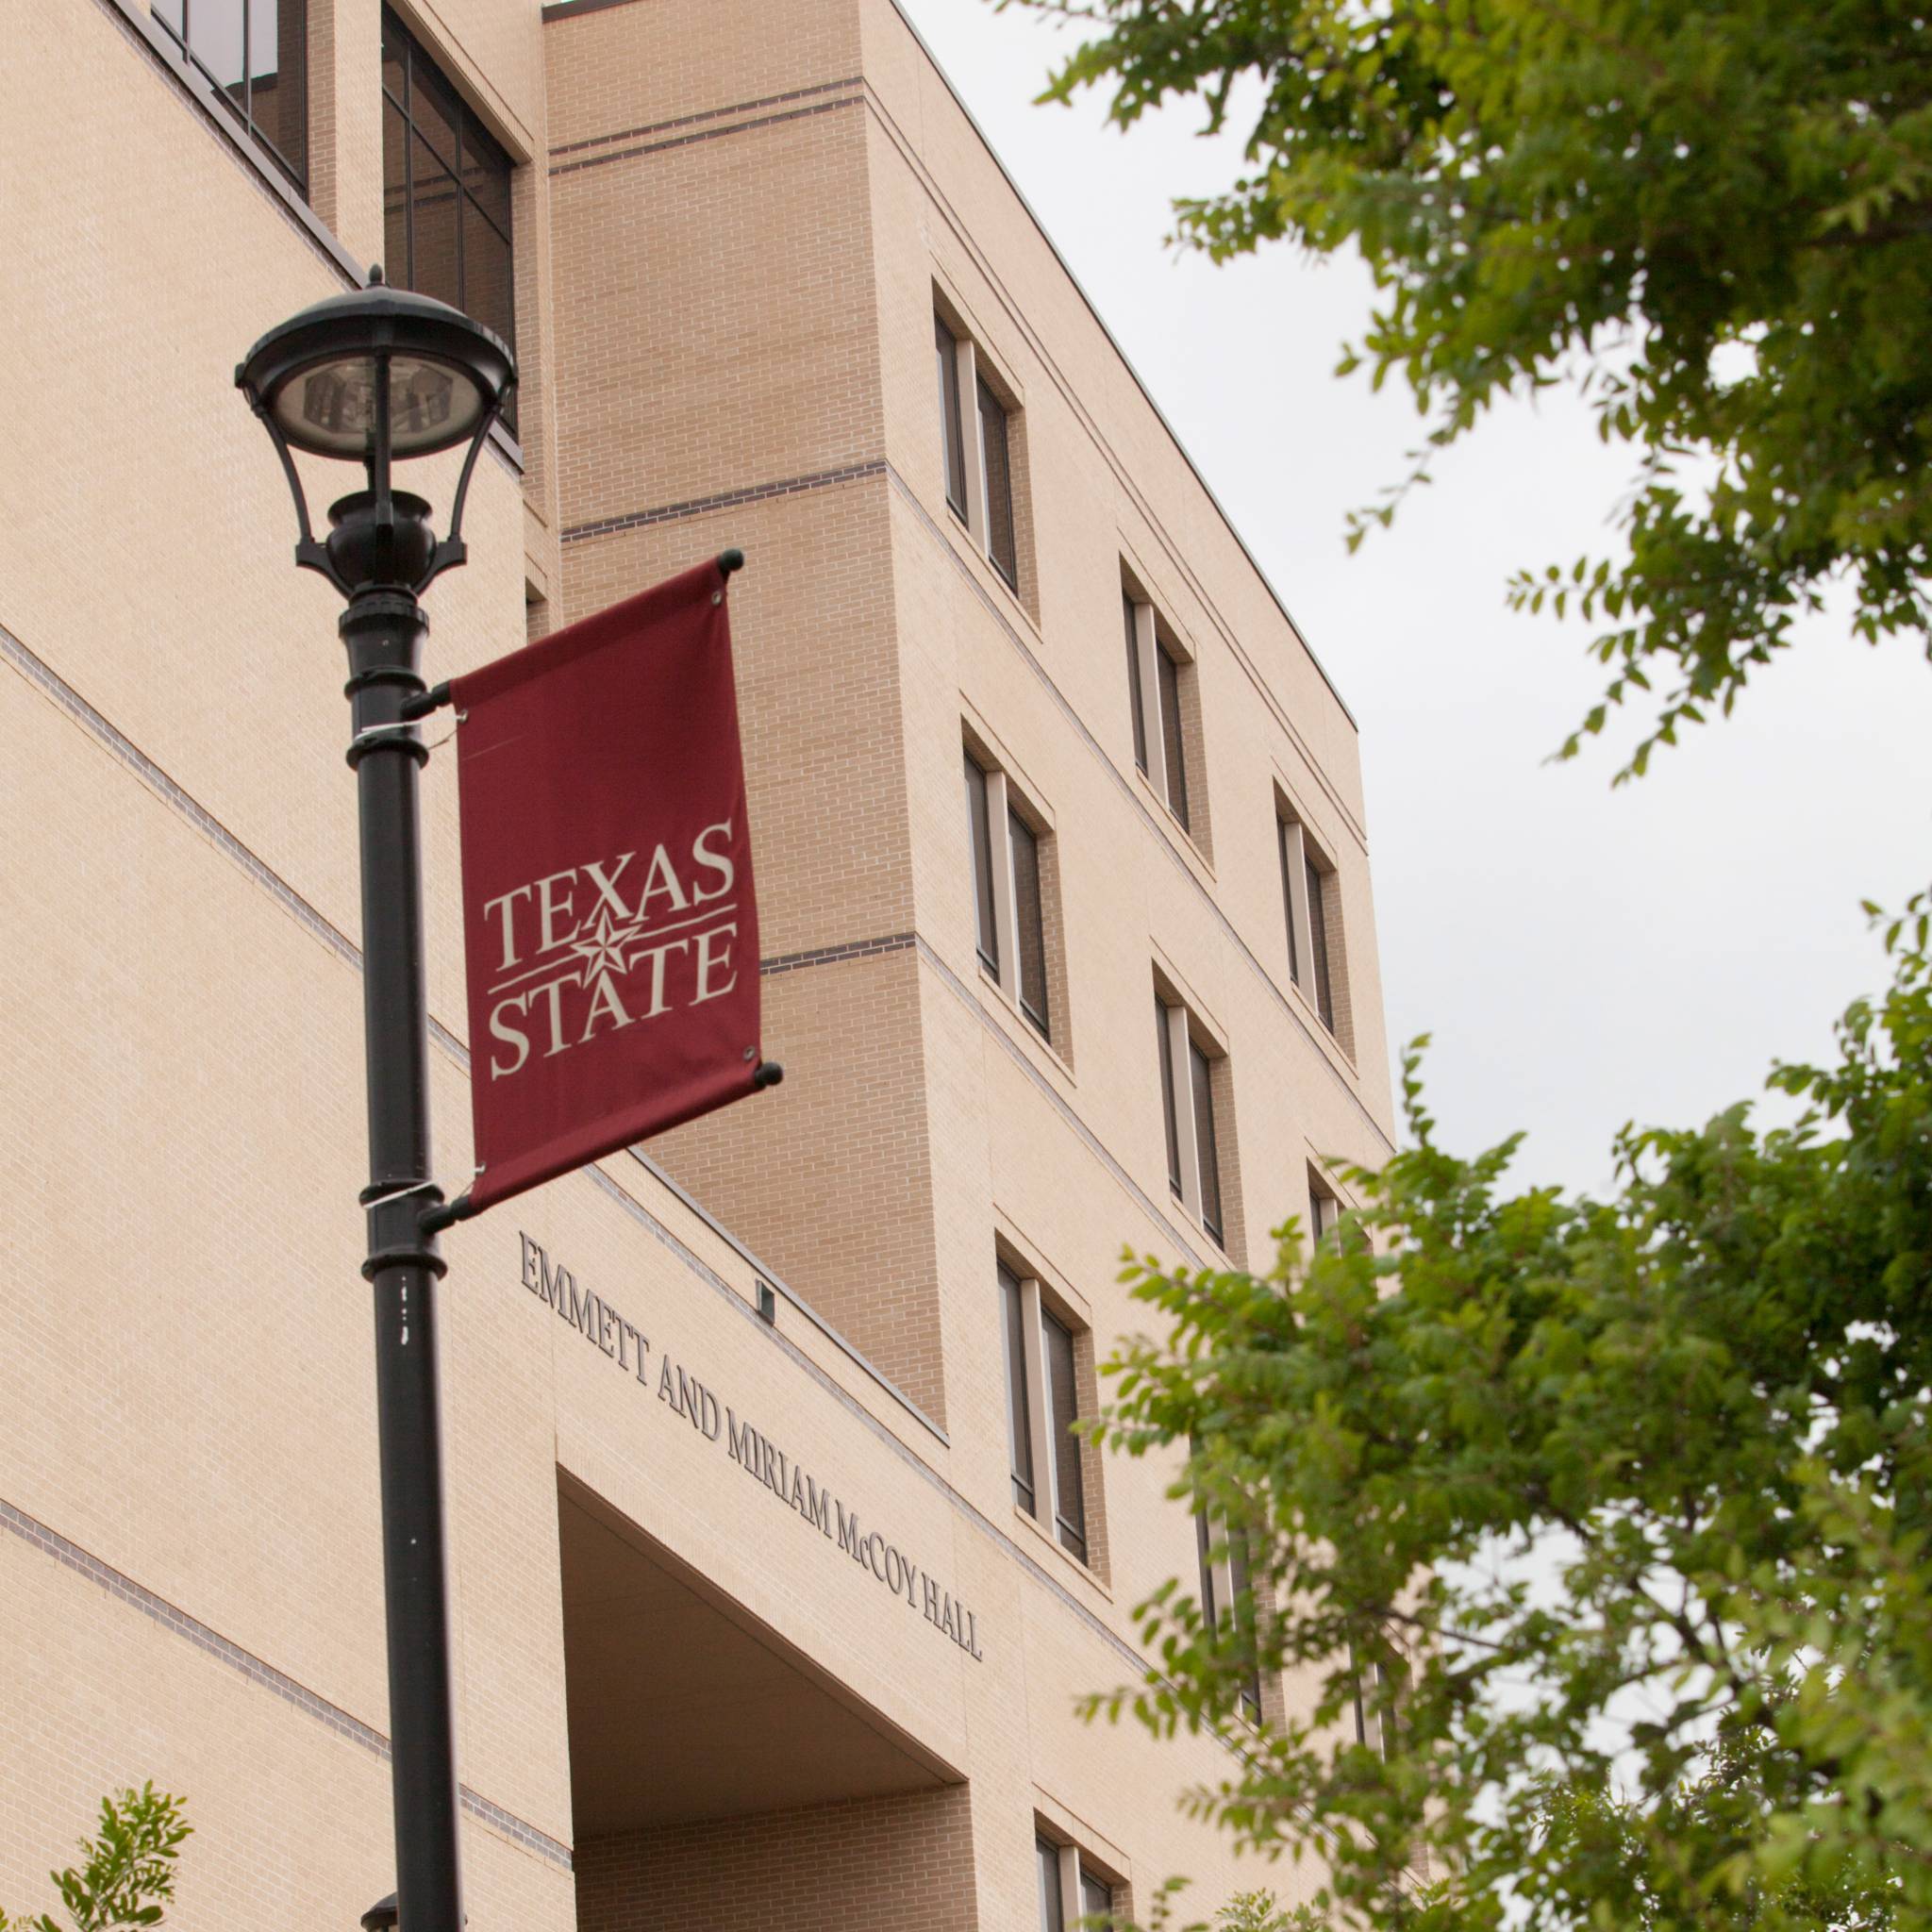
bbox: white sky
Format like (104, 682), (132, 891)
(898, 0), (1932, 1197)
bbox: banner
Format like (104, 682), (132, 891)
(450, 557), (762, 1213)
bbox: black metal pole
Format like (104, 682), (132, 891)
(342, 581), (464, 1932)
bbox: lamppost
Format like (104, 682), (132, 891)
(237, 267), (515, 1932)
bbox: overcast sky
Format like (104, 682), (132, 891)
(897, 0), (1932, 1198)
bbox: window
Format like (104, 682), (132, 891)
(999, 1258), (1093, 1567)
(1037, 1837), (1064, 1932)
(1122, 584), (1199, 838)
(998, 1262), (1035, 1515)
(1278, 808), (1342, 1038)
(153, 0), (308, 191)
(934, 304), (1024, 593)
(1308, 1170), (1338, 1243)
(382, 8), (516, 425)
(1351, 1645), (1407, 1759)
(936, 318), (968, 517)
(963, 741), (1057, 1044)
(1037, 1835), (1117, 1931)
(1196, 1499), (1263, 1724)
(1156, 992), (1227, 1248)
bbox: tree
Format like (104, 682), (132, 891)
(1005, 0), (1932, 776)
(0, 1788), (192, 1932)
(1087, 904), (1932, 1932)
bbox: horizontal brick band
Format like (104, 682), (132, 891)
(0, 1496), (575, 1871)
(560, 458), (886, 545)
(549, 91), (860, 180)
(759, 932), (915, 978)
(548, 75), (861, 158)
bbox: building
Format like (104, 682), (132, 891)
(0, 1), (1396, 1925)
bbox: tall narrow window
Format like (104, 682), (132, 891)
(964, 753), (1000, 975)
(1008, 809), (1049, 1035)
(1280, 809), (1344, 1039)
(1000, 1263), (1036, 1517)
(154, 0), (308, 191)
(1080, 1873), (1113, 1924)
(934, 306), (1028, 595)
(1124, 591), (1149, 774)
(1197, 1458), (1263, 1724)
(1041, 1309), (1087, 1563)
(965, 738), (1060, 1049)
(1190, 1040), (1224, 1246)
(1156, 640), (1190, 831)
(1278, 817), (1302, 989)
(1158, 992), (1233, 1249)
(382, 8), (516, 428)
(936, 316), (967, 517)
(1037, 1839), (1066, 1932)
(1228, 1524), (1263, 1721)
(978, 378), (1018, 589)
(1305, 853), (1335, 1030)
(1309, 1174), (1337, 1243)
(1158, 996), (1183, 1199)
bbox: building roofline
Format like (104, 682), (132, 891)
(882, 0), (1357, 732)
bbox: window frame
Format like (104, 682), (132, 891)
(1036, 1832), (1118, 1932)
(935, 301), (1024, 595)
(153, 0), (308, 192)
(1195, 1495), (1264, 1724)
(999, 1257), (1095, 1571)
(1278, 806), (1341, 1039)
(1123, 584), (1199, 840)
(1156, 991), (1228, 1248)
(963, 736), (1055, 1046)
(382, 6), (517, 425)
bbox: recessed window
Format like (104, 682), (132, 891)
(1308, 1170), (1338, 1243)
(1156, 991), (1228, 1249)
(153, 0), (308, 191)
(1196, 1497), (1263, 1723)
(1036, 1833), (1117, 1931)
(382, 7), (516, 427)
(998, 1258), (1094, 1568)
(1278, 808), (1344, 1041)
(934, 303), (1026, 595)
(963, 740), (1061, 1048)
(1122, 579), (1202, 842)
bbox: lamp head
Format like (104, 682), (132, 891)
(360, 1893), (398, 1932)
(237, 266), (513, 461)
(236, 267), (516, 597)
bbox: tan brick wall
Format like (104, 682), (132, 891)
(575, 1787), (977, 1932)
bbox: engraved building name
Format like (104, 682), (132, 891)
(519, 1232), (986, 1661)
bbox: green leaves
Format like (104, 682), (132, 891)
(1006, 0), (1932, 778)
(0, 1788), (191, 1932)
(1083, 911), (1932, 1932)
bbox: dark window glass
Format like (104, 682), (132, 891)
(1124, 591), (1148, 774)
(155, 0), (308, 190)
(1229, 1526), (1262, 1722)
(1306, 854), (1335, 1030)
(1158, 998), (1181, 1199)
(1000, 1263), (1035, 1517)
(1081, 1874), (1112, 1924)
(1279, 818), (1301, 987)
(1310, 1183), (1335, 1241)
(1041, 1308), (1086, 1562)
(1038, 1839), (1065, 1932)
(979, 377), (1018, 589)
(1009, 809), (1048, 1037)
(380, 7), (516, 429)
(1191, 1040), (1223, 1246)
(936, 317), (967, 517)
(1194, 1501), (1220, 1631)
(1156, 639), (1190, 831)
(964, 753), (1000, 975)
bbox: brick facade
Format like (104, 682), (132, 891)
(0, 1), (1393, 1926)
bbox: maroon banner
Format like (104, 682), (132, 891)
(450, 558), (761, 1213)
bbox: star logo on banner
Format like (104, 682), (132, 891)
(568, 908), (640, 987)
